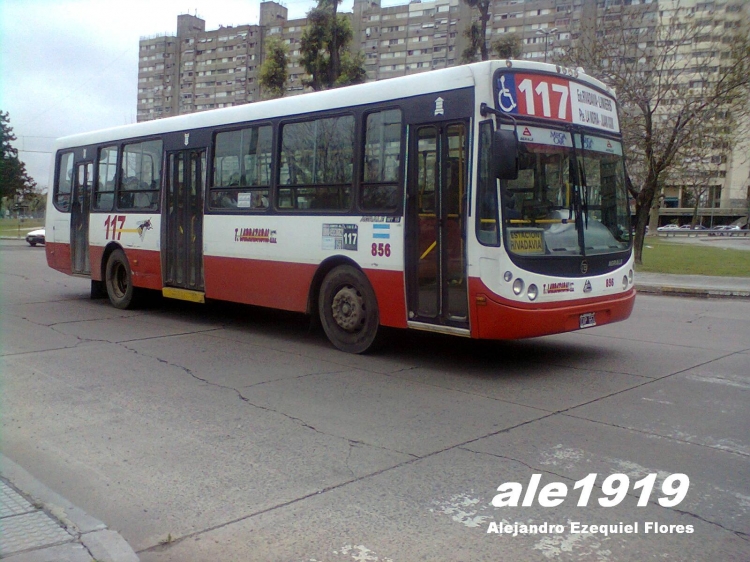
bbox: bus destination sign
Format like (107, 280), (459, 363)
(495, 72), (620, 134)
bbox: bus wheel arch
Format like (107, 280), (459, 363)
(315, 260), (381, 354)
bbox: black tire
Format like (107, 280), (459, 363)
(105, 249), (138, 309)
(318, 265), (380, 354)
(28, 242), (36, 247)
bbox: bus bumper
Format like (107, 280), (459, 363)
(470, 281), (636, 340)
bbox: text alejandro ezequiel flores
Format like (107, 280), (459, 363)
(486, 521), (694, 536)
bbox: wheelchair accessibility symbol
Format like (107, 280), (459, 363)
(497, 74), (517, 113)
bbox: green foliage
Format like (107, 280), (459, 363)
(336, 50), (367, 87)
(461, 22), (483, 64)
(0, 111), (37, 203)
(300, 0), (365, 90)
(259, 37), (289, 99)
(492, 34), (523, 59)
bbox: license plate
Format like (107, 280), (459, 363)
(579, 312), (596, 329)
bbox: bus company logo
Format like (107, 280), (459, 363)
(136, 219), (153, 241)
(583, 280), (592, 293)
(520, 127), (533, 141)
(360, 216), (401, 223)
(550, 131), (567, 146)
(543, 282), (575, 294)
(235, 227), (277, 243)
(580, 260), (589, 274)
(434, 97), (445, 116)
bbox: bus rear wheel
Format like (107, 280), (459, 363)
(319, 265), (380, 354)
(105, 249), (138, 309)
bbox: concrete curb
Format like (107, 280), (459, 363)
(636, 284), (750, 299)
(0, 454), (139, 562)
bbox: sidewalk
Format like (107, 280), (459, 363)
(635, 272), (750, 299)
(0, 455), (138, 562)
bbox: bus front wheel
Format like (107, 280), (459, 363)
(319, 265), (380, 354)
(105, 249), (138, 309)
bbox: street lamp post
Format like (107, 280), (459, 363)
(535, 28), (558, 63)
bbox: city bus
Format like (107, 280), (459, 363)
(45, 60), (635, 353)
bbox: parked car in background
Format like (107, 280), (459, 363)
(711, 225), (741, 236)
(657, 224), (680, 231)
(25, 228), (45, 246)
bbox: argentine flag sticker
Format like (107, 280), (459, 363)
(373, 224), (390, 239)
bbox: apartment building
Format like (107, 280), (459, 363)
(136, 0), (748, 221)
(136, 0), (621, 121)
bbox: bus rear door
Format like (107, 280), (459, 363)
(71, 159), (93, 275)
(163, 147), (206, 297)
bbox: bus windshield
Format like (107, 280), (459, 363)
(501, 132), (630, 257)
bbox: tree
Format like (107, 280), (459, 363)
(300, 0), (366, 91)
(492, 34), (523, 60)
(671, 126), (732, 228)
(259, 37), (289, 99)
(561, 4), (750, 264)
(0, 111), (37, 206)
(461, 0), (491, 61)
(461, 22), (483, 64)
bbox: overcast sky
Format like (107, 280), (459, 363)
(1, 0), (388, 189)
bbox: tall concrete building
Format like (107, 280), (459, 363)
(137, 0), (749, 222)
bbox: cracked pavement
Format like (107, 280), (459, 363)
(2, 240), (749, 561)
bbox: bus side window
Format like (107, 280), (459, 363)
(362, 108), (402, 212)
(210, 125), (271, 211)
(279, 115), (354, 211)
(94, 145), (118, 211)
(117, 140), (162, 212)
(54, 151), (75, 212)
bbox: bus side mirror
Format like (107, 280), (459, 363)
(493, 129), (519, 180)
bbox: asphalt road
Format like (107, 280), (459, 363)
(2, 240), (749, 562)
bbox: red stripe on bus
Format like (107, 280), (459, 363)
(46, 242), (71, 275)
(359, 268), (407, 329)
(203, 256), (408, 328)
(469, 277), (635, 339)
(90, 245), (105, 281)
(204, 255), (314, 312)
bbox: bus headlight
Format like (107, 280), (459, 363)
(513, 278), (524, 295)
(504, 271), (513, 282)
(622, 275), (629, 290)
(628, 269), (634, 284)
(527, 284), (538, 301)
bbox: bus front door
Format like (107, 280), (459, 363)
(406, 122), (469, 329)
(71, 161), (92, 275)
(164, 149), (205, 293)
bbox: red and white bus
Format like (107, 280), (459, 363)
(45, 60), (635, 353)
